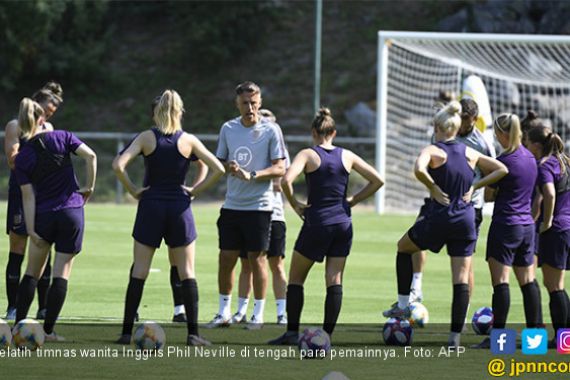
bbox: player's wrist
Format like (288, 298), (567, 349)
(249, 170), (257, 181)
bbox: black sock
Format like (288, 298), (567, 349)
(521, 282), (540, 328)
(564, 290), (570, 327)
(180, 279), (198, 336)
(492, 283), (510, 329)
(37, 255), (52, 311)
(451, 283), (470, 333)
(122, 277), (145, 336)
(534, 279), (544, 325)
(286, 284), (304, 333)
(5, 252), (24, 309)
(323, 285), (342, 336)
(549, 290), (568, 333)
(43, 278), (68, 335)
(396, 252), (413, 296)
(171, 266), (184, 310)
(16, 275), (38, 322)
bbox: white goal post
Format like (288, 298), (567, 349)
(376, 31), (570, 214)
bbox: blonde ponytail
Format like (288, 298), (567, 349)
(153, 89), (184, 134)
(434, 100), (461, 134)
(493, 113), (522, 154)
(18, 98), (44, 140)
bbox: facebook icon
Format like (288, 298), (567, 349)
(491, 329), (517, 354)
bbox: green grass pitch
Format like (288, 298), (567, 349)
(0, 203), (562, 379)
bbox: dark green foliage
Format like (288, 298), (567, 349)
(0, 0), (110, 90)
(169, 1), (277, 69)
(0, 1), (276, 91)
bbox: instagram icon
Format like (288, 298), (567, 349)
(557, 329), (570, 354)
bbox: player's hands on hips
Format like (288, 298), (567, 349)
(78, 187), (94, 204)
(539, 221), (552, 234)
(346, 196), (356, 208)
(430, 184), (450, 206)
(29, 231), (46, 246)
(291, 199), (310, 220)
(132, 186), (150, 200)
(462, 186), (474, 203)
(181, 185), (195, 200)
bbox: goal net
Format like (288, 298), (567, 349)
(375, 31), (570, 214)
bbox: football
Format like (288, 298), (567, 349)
(0, 318), (12, 349)
(133, 321), (166, 350)
(383, 318), (413, 346)
(298, 327), (331, 359)
(408, 302), (429, 328)
(472, 307), (494, 335)
(12, 319), (45, 350)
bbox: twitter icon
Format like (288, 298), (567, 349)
(522, 328), (548, 355)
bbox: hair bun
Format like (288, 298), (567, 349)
(317, 107), (332, 118)
(42, 81), (63, 98)
(446, 100), (462, 116)
(526, 109), (538, 120)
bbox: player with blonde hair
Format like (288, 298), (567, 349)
(387, 101), (507, 347)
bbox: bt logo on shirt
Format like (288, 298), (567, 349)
(234, 146), (253, 167)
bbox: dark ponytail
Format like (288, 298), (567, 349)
(527, 125), (570, 173)
(520, 109), (542, 136)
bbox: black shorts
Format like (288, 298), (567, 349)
(133, 199), (197, 249)
(239, 221), (286, 259)
(36, 208), (84, 254)
(486, 222), (535, 267)
(6, 191), (26, 236)
(294, 222), (353, 263)
(218, 209), (272, 252)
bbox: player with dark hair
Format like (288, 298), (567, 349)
(208, 81), (286, 329)
(474, 113), (540, 348)
(13, 97), (97, 341)
(114, 90), (224, 346)
(4, 82), (63, 320)
(269, 107), (383, 344)
(521, 109), (546, 327)
(521, 110), (542, 143)
(527, 125), (570, 347)
(231, 109), (289, 325)
(386, 101), (507, 347)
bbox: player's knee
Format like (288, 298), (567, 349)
(397, 236), (413, 253)
(219, 252), (237, 269)
(248, 253), (267, 267)
(131, 265), (150, 280)
(268, 257), (284, 272)
(9, 234), (27, 253)
(240, 260), (252, 275)
(325, 274), (342, 287)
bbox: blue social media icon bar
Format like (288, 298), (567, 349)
(521, 328), (548, 355)
(491, 329), (517, 355)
